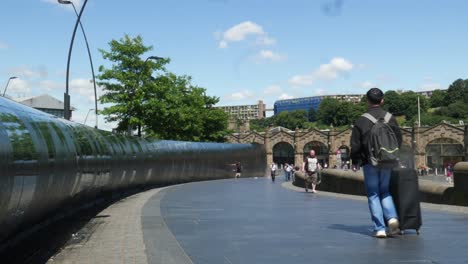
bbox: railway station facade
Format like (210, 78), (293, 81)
(227, 123), (468, 171)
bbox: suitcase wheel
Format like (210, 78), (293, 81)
(416, 229), (420, 235)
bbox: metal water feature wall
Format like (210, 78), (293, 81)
(0, 96), (266, 244)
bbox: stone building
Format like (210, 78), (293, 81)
(227, 123), (468, 172)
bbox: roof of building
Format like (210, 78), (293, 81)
(268, 126), (293, 133)
(17, 94), (76, 110)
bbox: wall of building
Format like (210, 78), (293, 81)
(227, 123), (468, 170)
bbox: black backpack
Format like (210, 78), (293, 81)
(362, 112), (400, 168)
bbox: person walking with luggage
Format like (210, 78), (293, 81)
(351, 88), (402, 238)
(303, 150), (319, 193)
(270, 163), (277, 182)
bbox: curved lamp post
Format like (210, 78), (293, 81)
(58, 0), (98, 128)
(128, 56), (164, 137)
(84, 108), (94, 126)
(62, 0), (89, 122)
(3, 76), (18, 97)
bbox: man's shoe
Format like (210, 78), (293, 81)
(375, 230), (387, 238)
(388, 218), (400, 235)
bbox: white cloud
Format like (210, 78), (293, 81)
(288, 57), (354, 87)
(39, 80), (61, 92)
(256, 36), (276, 46)
(289, 75), (315, 86)
(225, 90), (255, 101)
(278, 93), (294, 100)
(256, 50), (286, 62)
(314, 88), (328, 96)
(263, 85), (282, 95)
(217, 21), (275, 48)
(357, 81), (376, 89)
(6, 79), (31, 97)
(70, 78), (102, 102)
(0, 41), (8, 50)
(9, 65), (48, 79)
(314, 57), (353, 80)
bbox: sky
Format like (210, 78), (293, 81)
(1, 0), (468, 130)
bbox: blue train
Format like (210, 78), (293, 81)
(0, 97), (266, 244)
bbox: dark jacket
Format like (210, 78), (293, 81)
(350, 106), (402, 166)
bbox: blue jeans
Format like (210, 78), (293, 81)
(363, 165), (398, 232)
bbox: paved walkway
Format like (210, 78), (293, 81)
(48, 178), (468, 264)
(47, 189), (163, 264)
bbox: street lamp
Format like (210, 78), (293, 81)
(84, 108), (94, 126)
(128, 55), (164, 137)
(3, 76), (18, 97)
(58, 0), (98, 128)
(61, 0), (89, 122)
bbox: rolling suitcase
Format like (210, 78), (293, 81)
(390, 168), (422, 234)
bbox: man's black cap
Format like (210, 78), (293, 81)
(366, 88), (384, 104)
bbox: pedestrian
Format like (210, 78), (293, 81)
(446, 164), (453, 183)
(291, 165), (296, 182)
(303, 150), (319, 193)
(235, 162), (242, 178)
(270, 163), (277, 182)
(285, 163), (293, 181)
(350, 88), (402, 238)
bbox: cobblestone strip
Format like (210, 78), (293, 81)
(47, 188), (166, 264)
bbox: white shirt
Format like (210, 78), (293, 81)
(271, 164), (277, 171)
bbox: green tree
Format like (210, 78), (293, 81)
(317, 98), (341, 126)
(308, 107), (317, 122)
(250, 117), (275, 132)
(97, 34), (169, 136)
(435, 101), (468, 120)
(430, 89), (448, 108)
(98, 34), (228, 141)
(408, 113), (456, 127)
(382, 90), (403, 115)
(446, 78), (468, 103)
(383, 90), (428, 120)
(274, 110), (309, 130)
(400, 91), (428, 120)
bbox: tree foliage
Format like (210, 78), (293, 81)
(430, 89), (447, 108)
(382, 91), (428, 120)
(446, 78), (468, 103)
(274, 110), (309, 129)
(317, 98), (366, 127)
(97, 34), (228, 141)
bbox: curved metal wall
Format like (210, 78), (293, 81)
(0, 97), (266, 243)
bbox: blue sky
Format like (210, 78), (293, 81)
(1, 0), (468, 130)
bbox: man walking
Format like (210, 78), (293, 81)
(350, 88), (402, 238)
(270, 163), (277, 182)
(303, 150), (319, 193)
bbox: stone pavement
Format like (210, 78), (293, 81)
(47, 188), (163, 264)
(157, 178), (468, 264)
(47, 177), (468, 264)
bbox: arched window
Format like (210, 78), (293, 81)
(426, 138), (464, 171)
(272, 142), (295, 166)
(303, 141), (329, 165)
